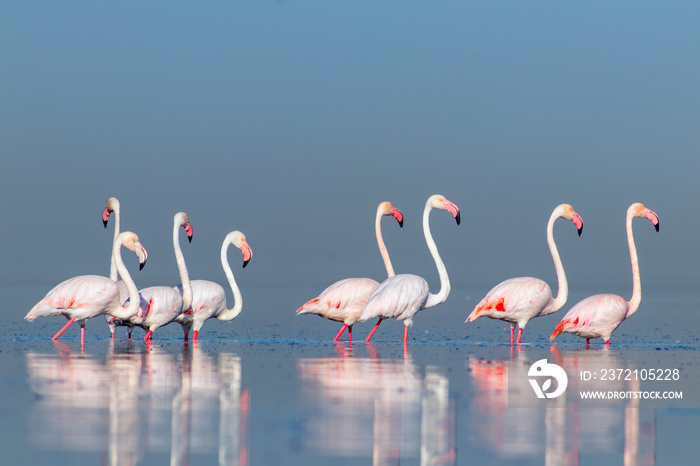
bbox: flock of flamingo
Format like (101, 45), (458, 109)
(25, 194), (660, 347)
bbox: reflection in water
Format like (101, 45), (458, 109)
(27, 341), (249, 465)
(468, 348), (655, 466)
(298, 344), (456, 465)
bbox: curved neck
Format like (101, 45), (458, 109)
(626, 212), (642, 318)
(109, 207), (121, 281)
(218, 239), (243, 321)
(375, 208), (395, 278)
(543, 210), (568, 315)
(424, 203), (450, 309)
(173, 222), (192, 312)
(111, 239), (141, 319)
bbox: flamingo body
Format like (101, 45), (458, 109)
(550, 294), (628, 343)
(361, 274), (429, 325)
(130, 286), (184, 337)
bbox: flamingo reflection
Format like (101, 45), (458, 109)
(298, 345), (455, 465)
(26, 341), (249, 465)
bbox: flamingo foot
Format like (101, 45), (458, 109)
(52, 318), (77, 340)
(193, 330), (199, 341)
(144, 330), (153, 340)
(333, 323), (348, 342)
(365, 317), (383, 342)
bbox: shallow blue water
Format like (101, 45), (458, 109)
(2, 284), (699, 465)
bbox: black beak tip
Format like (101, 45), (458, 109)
(455, 212), (461, 225)
(578, 226), (583, 236)
(139, 261), (147, 271)
(103, 220), (108, 228)
(398, 219), (404, 228)
(655, 222), (660, 232)
(243, 259), (250, 269)
(188, 235), (193, 243)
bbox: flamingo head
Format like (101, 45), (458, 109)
(429, 194), (461, 225)
(378, 201), (404, 228)
(117, 231), (148, 270)
(629, 203), (660, 232)
(227, 230), (253, 268)
(103, 197), (120, 228)
(175, 212), (194, 242)
(557, 204), (584, 236)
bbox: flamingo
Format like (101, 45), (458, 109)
(129, 212), (193, 340)
(550, 203), (660, 345)
(102, 196), (134, 338)
(466, 204), (584, 344)
(25, 231), (148, 344)
(296, 201), (404, 342)
(360, 194), (460, 344)
(173, 230), (253, 341)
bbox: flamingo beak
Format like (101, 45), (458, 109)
(572, 212), (583, 236)
(103, 206), (111, 228)
(644, 209), (660, 232)
(184, 221), (194, 243)
(442, 199), (461, 225)
(136, 243), (148, 270)
(241, 240), (253, 268)
(392, 207), (404, 228)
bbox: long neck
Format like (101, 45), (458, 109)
(424, 204), (451, 309)
(173, 223), (192, 312)
(109, 207), (121, 281)
(375, 210), (395, 278)
(626, 212), (642, 318)
(542, 211), (568, 315)
(217, 240), (243, 321)
(111, 241), (141, 319)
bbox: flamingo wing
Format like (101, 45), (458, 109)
(297, 277), (379, 324)
(133, 286), (183, 328)
(360, 274), (429, 322)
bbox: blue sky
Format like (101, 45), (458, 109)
(1, 1), (699, 299)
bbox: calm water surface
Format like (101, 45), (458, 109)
(1, 284), (699, 465)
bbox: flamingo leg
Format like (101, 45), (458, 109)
(193, 330), (199, 341)
(604, 340), (610, 345)
(127, 327), (133, 339)
(80, 323), (85, 344)
(333, 323), (348, 342)
(184, 331), (189, 341)
(516, 328), (524, 344)
(510, 325), (515, 345)
(144, 329), (153, 340)
(403, 325), (409, 345)
(348, 325), (352, 342)
(365, 317), (383, 342)
(586, 339), (590, 345)
(52, 318), (76, 340)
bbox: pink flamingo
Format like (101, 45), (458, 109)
(102, 196), (135, 338)
(466, 204), (583, 344)
(360, 195), (460, 344)
(25, 232), (148, 344)
(296, 201), (403, 342)
(174, 230), (253, 341)
(550, 203), (659, 345)
(129, 212), (194, 340)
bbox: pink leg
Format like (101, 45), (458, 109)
(184, 331), (189, 341)
(403, 325), (409, 345)
(80, 324), (85, 344)
(144, 329), (153, 340)
(348, 326), (352, 342)
(365, 318), (383, 342)
(604, 340), (610, 345)
(586, 339), (590, 345)
(52, 318), (76, 340)
(516, 328), (524, 344)
(193, 330), (199, 341)
(510, 326), (515, 345)
(333, 323), (348, 342)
